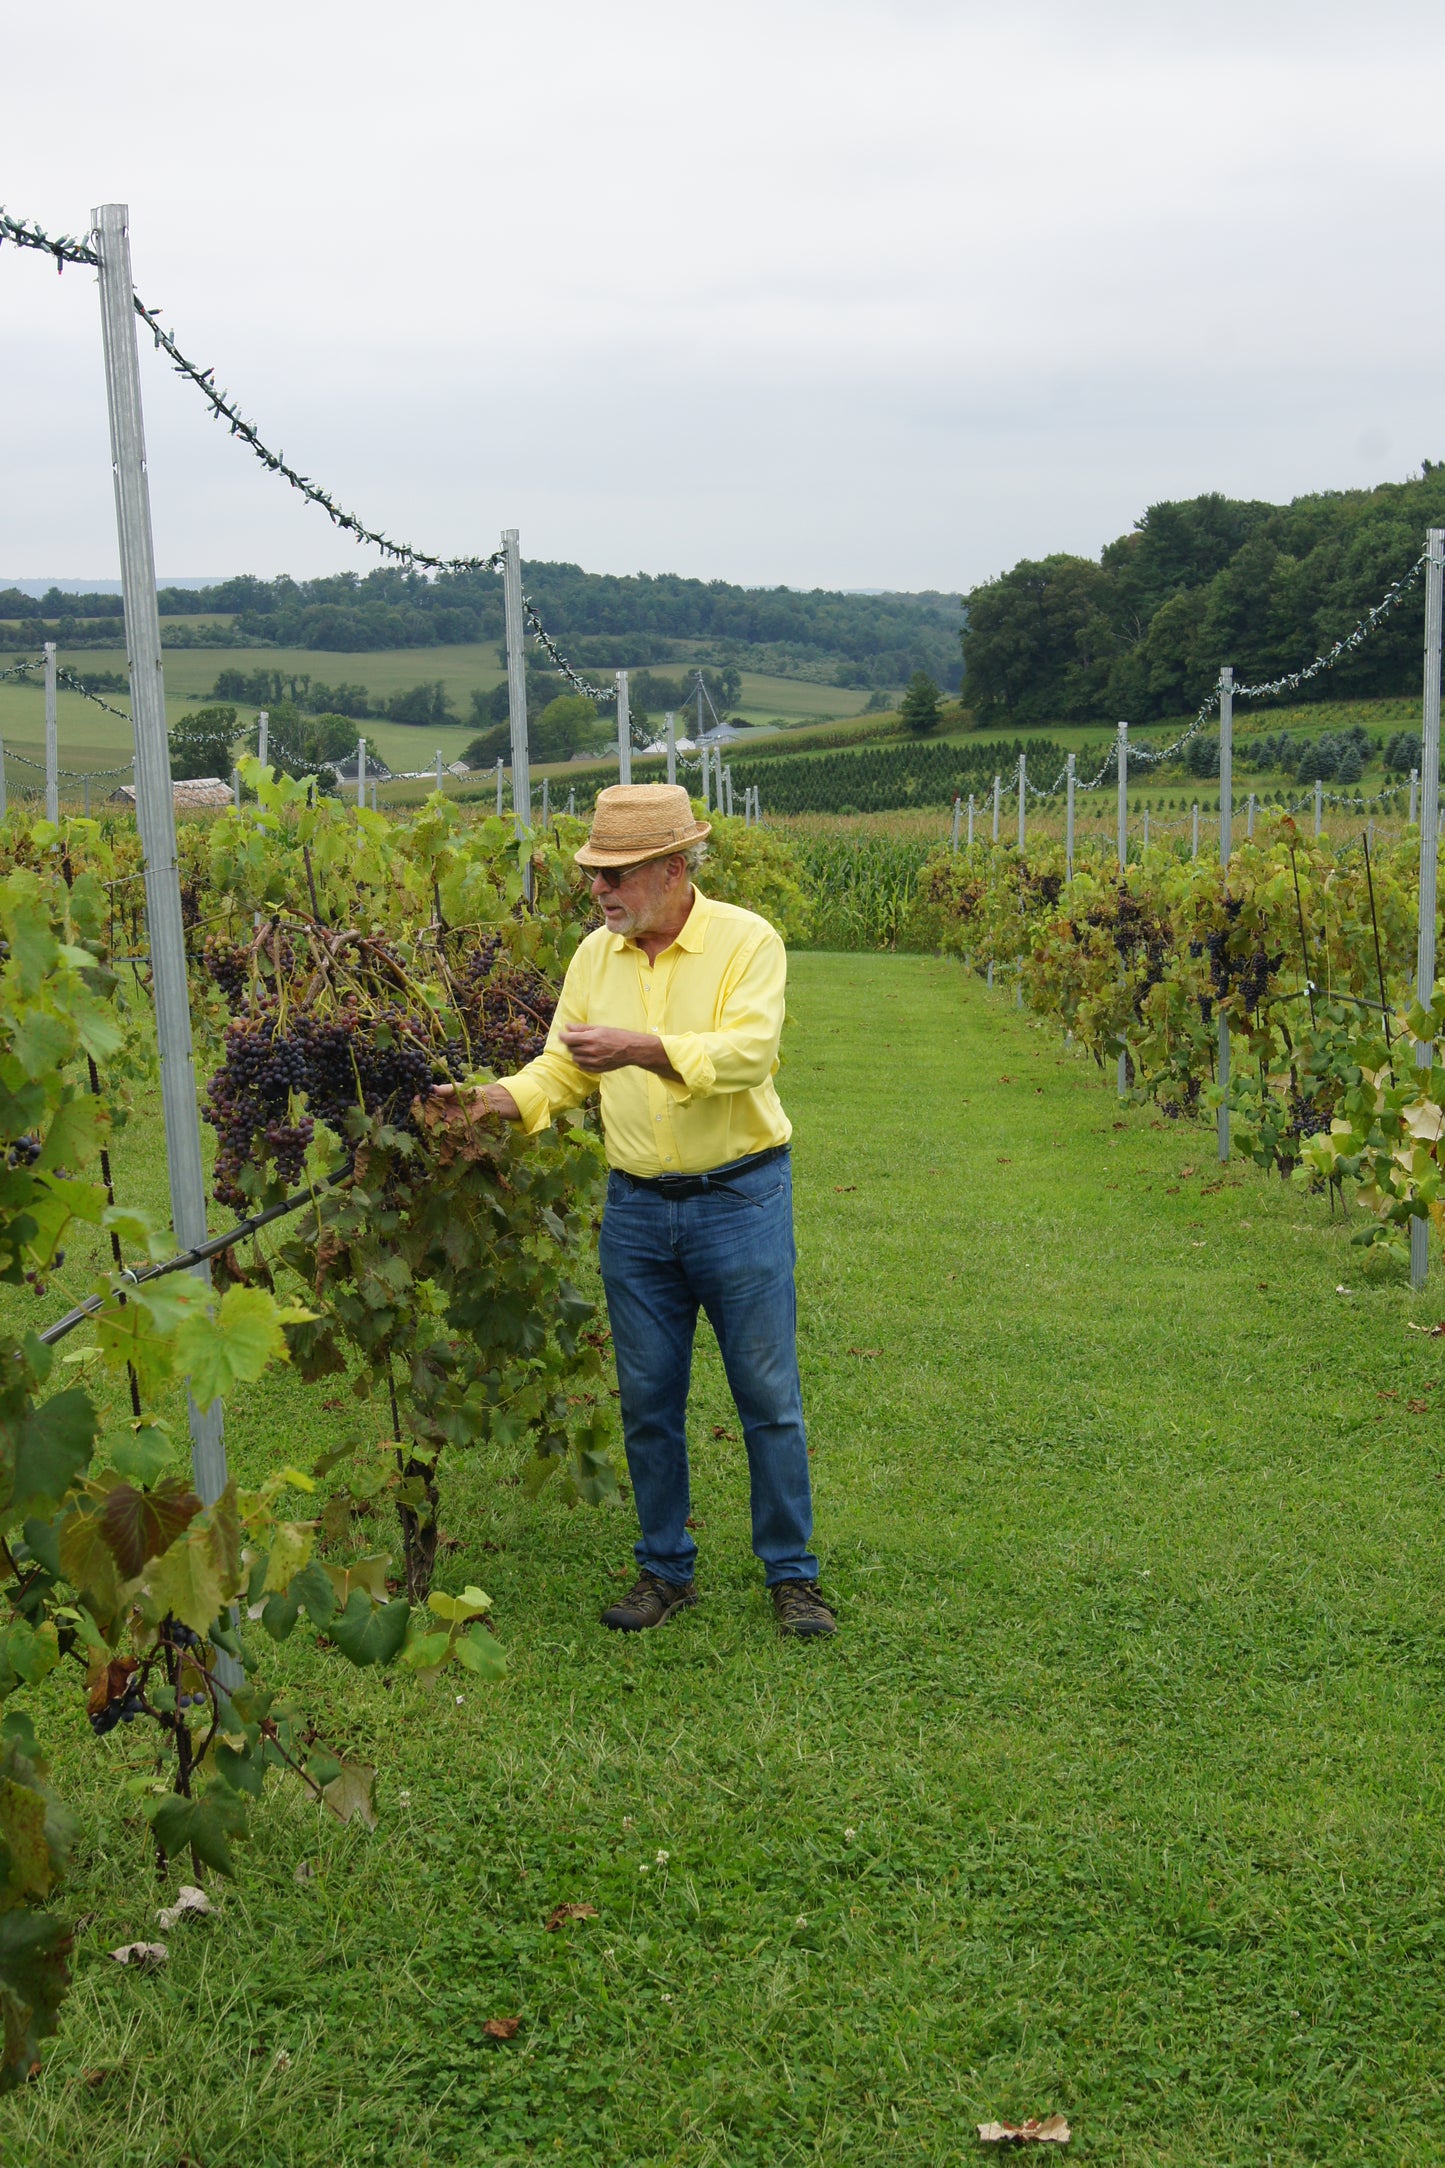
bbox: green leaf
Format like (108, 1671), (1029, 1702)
(304, 1750), (344, 1790)
(144, 1527), (226, 1637)
(328, 1592), (410, 1668)
(33, 1095), (99, 1175)
(262, 1523), (315, 1594)
(106, 1423), (175, 1487)
(259, 1586), (301, 1642)
(174, 1285), (291, 1408)
(98, 1477), (200, 1579)
(9, 1014), (70, 1083)
(148, 1787), (247, 1877)
(0, 1909), (72, 2092)
(213, 1741), (266, 1798)
(7, 1390), (97, 1519)
(398, 1628), (452, 1674)
(425, 1584), (492, 1624)
(290, 1560), (337, 1627)
(453, 1624), (507, 1681)
(57, 1510), (121, 1624)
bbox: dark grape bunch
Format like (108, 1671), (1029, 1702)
(205, 1004), (436, 1208)
(452, 943), (557, 1073)
(90, 1684), (144, 1736)
(203, 936), (251, 1012)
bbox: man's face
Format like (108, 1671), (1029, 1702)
(591, 855), (683, 936)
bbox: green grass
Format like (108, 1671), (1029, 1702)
(9, 956), (1445, 2163)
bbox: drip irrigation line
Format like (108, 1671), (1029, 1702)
(38, 1160), (354, 1347)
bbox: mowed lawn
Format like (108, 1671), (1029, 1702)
(8, 952), (1445, 2166)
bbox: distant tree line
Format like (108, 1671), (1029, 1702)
(963, 468), (1445, 726)
(5, 568), (960, 685)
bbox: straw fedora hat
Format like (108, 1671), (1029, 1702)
(574, 784), (711, 870)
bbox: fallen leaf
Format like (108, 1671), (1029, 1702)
(320, 1759), (377, 1831)
(996, 1155), (1013, 1164)
(1336, 1284), (1354, 1296)
(156, 1885), (213, 1933)
(833, 1184), (857, 1193)
(998, 1075), (1012, 1084)
(483, 2016), (521, 2040)
(109, 1941), (167, 1969)
(684, 1516), (707, 1529)
(83, 2069), (112, 2090)
(710, 1426), (736, 1440)
(1164, 1185), (1180, 1194)
(977, 2115), (1071, 2145)
(1179, 1164), (1197, 1178)
(1409, 1398), (1430, 1414)
(1378, 1389), (1400, 1401)
(544, 1902), (598, 1931)
(293, 1861), (315, 1884)
(846, 1348), (882, 1359)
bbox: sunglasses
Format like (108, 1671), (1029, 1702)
(594, 862), (648, 890)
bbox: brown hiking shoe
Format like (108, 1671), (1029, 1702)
(771, 1580), (836, 1638)
(601, 1571), (698, 1633)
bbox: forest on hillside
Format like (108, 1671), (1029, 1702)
(0, 565), (961, 688)
(962, 467), (1445, 725)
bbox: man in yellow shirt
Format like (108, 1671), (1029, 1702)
(466, 783), (833, 1639)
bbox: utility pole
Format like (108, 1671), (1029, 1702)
(94, 202), (229, 1523)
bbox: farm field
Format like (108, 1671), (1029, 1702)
(9, 953), (1445, 2167)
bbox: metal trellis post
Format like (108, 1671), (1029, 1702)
(1411, 767), (1419, 826)
(567, 788), (576, 817)
(502, 529), (532, 896)
(93, 203), (230, 1520)
(1247, 792), (1255, 840)
(1116, 720), (1129, 1099)
(541, 776), (549, 830)
(1192, 801), (1199, 860)
(1314, 778), (1323, 837)
(0, 734), (7, 821)
(83, 773), (89, 818)
(951, 796), (961, 853)
(701, 750), (711, 813)
(1066, 755), (1075, 879)
(435, 748), (444, 793)
(665, 712), (676, 786)
(725, 765), (734, 819)
(1411, 527), (1444, 1289)
(616, 671), (632, 785)
(496, 757), (504, 816)
(43, 643), (58, 824)
(257, 708), (269, 772)
(231, 766), (240, 807)
(967, 794), (975, 847)
(356, 737), (366, 809)
(992, 773), (1001, 842)
(1217, 666), (1234, 1163)
(1017, 753), (1026, 850)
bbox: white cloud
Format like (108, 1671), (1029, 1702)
(3, 0), (1442, 588)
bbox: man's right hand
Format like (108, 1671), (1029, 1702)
(431, 1081), (522, 1121)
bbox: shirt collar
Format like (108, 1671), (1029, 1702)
(612, 885), (710, 957)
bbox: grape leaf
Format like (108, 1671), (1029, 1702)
(105, 1423), (176, 1487)
(6, 1389), (97, 1519)
(174, 1286), (290, 1408)
(321, 1759), (377, 1831)
(0, 1910), (72, 2089)
(98, 1477), (200, 1579)
(148, 1788), (247, 1877)
(328, 1592), (410, 1668)
(143, 1528), (225, 1637)
(454, 1625), (507, 1680)
(262, 1523), (315, 1594)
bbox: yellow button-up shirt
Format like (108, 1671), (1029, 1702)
(503, 887), (792, 1177)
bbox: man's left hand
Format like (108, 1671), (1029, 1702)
(562, 1026), (675, 1077)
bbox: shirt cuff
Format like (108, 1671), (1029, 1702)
(503, 1071), (556, 1135)
(657, 1033), (715, 1101)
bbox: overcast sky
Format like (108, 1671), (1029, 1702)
(4, 0), (1443, 595)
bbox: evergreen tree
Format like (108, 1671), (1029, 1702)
(898, 671), (943, 735)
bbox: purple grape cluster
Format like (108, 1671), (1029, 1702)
(203, 936), (251, 1012)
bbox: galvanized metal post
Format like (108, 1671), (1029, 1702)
(1411, 767), (1419, 826)
(541, 776), (550, 830)
(257, 708), (269, 772)
(567, 788), (576, 817)
(1247, 791), (1255, 840)
(1411, 528), (1444, 1289)
(725, 765), (734, 819)
(43, 642), (58, 823)
(1313, 778), (1323, 837)
(665, 713), (676, 786)
(356, 737), (366, 809)
(701, 750), (711, 813)
(1066, 755), (1075, 878)
(231, 766), (240, 807)
(502, 531), (531, 895)
(1217, 666), (1234, 1163)
(0, 734), (8, 821)
(83, 773), (89, 818)
(992, 774), (1001, 842)
(1017, 753), (1026, 850)
(1143, 805), (1150, 853)
(93, 203), (229, 1518)
(951, 796), (961, 852)
(616, 671), (632, 785)
(967, 794), (975, 847)
(1116, 721), (1129, 1098)
(1192, 801), (1199, 860)
(435, 748), (444, 793)
(495, 758), (504, 816)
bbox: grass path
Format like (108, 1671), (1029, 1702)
(10, 952), (1445, 2165)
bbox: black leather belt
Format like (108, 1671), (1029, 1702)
(618, 1144), (789, 1200)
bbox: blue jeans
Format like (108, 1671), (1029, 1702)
(598, 1149), (818, 1588)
